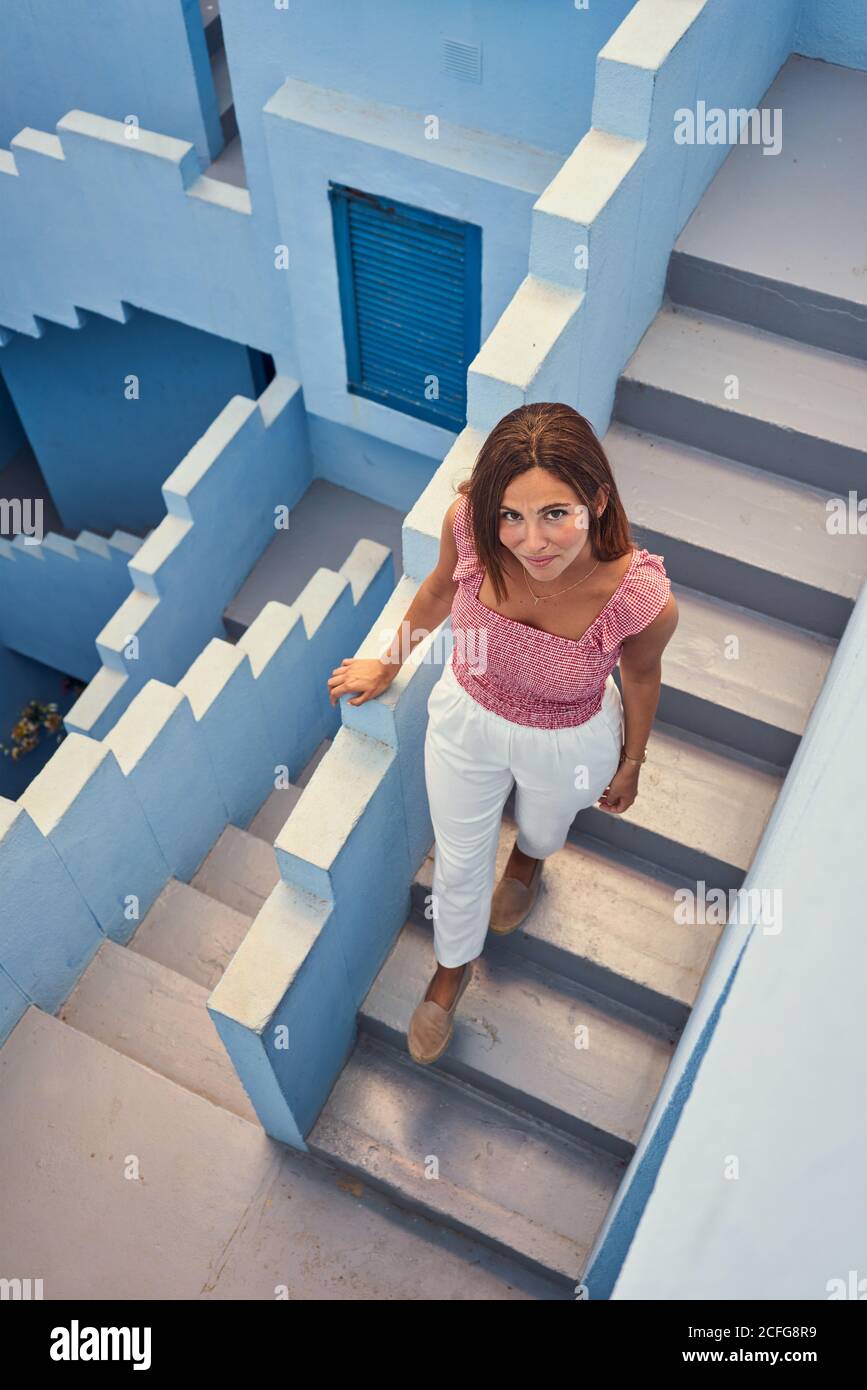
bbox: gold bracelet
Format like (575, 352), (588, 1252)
(621, 748), (647, 765)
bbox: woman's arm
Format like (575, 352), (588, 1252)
(327, 497), (462, 707)
(598, 593), (679, 813)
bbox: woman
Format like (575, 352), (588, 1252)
(328, 403), (678, 1066)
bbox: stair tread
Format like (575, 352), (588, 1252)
(669, 56), (867, 313)
(414, 818), (720, 1012)
(58, 939), (257, 1123)
(579, 723), (782, 874)
(191, 824), (280, 917)
(663, 584), (835, 737)
(0, 1007), (267, 1298)
(74, 530), (111, 558)
(0, 1009), (542, 1300)
(621, 303), (867, 452)
(130, 878), (251, 990)
(107, 529), (142, 555)
(308, 1032), (625, 1286)
(605, 421), (866, 599)
(248, 785), (304, 843)
(360, 921), (676, 1152)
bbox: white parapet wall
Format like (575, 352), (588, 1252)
(207, 570), (449, 1145)
(64, 374), (314, 739)
(471, 0), (800, 435)
(0, 109), (266, 343)
(0, 540), (392, 1049)
(0, 529), (142, 680)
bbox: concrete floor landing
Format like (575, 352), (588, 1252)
(670, 55), (867, 358)
(223, 479), (404, 641)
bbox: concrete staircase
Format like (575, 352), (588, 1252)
(3, 737), (560, 1296)
(6, 52), (865, 1297)
(3, 992), (544, 1299)
(0, 524), (144, 680)
(300, 154), (867, 1293)
(55, 758), (322, 1121)
(304, 773), (770, 1290)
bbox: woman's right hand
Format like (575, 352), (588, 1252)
(327, 657), (396, 707)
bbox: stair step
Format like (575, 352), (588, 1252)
(129, 878), (251, 990)
(106, 529), (142, 556)
(359, 921), (676, 1159)
(666, 251), (867, 364)
(0, 1007), (269, 1298)
(615, 303), (867, 494)
(247, 785), (304, 843)
(572, 725), (782, 890)
(58, 939), (258, 1123)
(0, 1008), (548, 1299)
(659, 584), (835, 764)
(191, 825), (280, 917)
(220, 478), (403, 642)
(412, 816), (719, 1030)
(605, 421), (864, 637)
(308, 1032), (624, 1289)
(666, 56), (867, 360)
(74, 530), (111, 559)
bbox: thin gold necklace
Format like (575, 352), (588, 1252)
(521, 553), (601, 606)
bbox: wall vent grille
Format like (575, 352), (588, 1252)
(443, 39), (482, 83)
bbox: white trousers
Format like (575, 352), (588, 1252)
(423, 660), (624, 967)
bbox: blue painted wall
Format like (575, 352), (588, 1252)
(0, 531), (140, 682)
(0, 306), (261, 533)
(220, 0), (636, 158)
(796, 0), (867, 69)
(64, 379), (313, 740)
(307, 414), (440, 515)
(207, 0), (636, 441)
(0, 0), (221, 163)
(0, 110), (276, 411)
(0, 372), (25, 470)
(263, 77), (563, 464)
(0, 1), (636, 510)
(0, 539), (392, 1046)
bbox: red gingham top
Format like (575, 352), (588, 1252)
(448, 492), (671, 729)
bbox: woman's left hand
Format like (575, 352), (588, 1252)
(597, 761), (640, 814)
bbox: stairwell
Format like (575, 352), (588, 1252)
(3, 33), (865, 1301)
(292, 78), (867, 1292)
(0, 526), (142, 681)
(55, 746), (327, 1125)
(0, 735), (557, 1298)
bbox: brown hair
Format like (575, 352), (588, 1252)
(455, 402), (634, 604)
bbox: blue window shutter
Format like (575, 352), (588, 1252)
(328, 183), (482, 431)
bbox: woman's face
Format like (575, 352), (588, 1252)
(498, 467), (607, 582)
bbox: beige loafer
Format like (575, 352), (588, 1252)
(407, 959), (474, 1065)
(489, 855), (543, 935)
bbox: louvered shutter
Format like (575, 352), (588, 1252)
(328, 183), (481, 432)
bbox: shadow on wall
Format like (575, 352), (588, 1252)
(0, 306), (270, 536)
